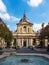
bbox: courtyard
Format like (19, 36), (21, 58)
(0, 0), (49, 65)
(0, 47), (49, 65)
(1, 47), (49, 54)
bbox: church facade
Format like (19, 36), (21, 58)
(0, 13), (49, 48)
(13, 13), (40, 48)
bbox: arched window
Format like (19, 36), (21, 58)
(24, 26), (26, 32)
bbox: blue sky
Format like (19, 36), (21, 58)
(0, 0), (49, 31)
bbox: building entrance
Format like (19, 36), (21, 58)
(23, 41), (26, 47)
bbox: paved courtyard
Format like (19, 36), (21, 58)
(16, 47), (49, 54)
(2, 47), (49, 55)
(17, 47), (35, 53)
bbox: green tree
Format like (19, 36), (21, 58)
(0, 18), (13, 47)
(39, 23), (49, 47)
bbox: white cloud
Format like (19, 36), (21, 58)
(4, 13), (10, 20)
(33, 23), (47, 31)
(0, 0), (6, 12)
(0, 12), (20, 21)
(11, 16), (20, 21)
(27, 0), (43, 7)
(0, 12), (10, 20)
(33, 23), (41, 31)
(0, 0), (20, 22)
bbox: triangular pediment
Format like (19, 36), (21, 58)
(17, 21), (33, 25)
(17, 13), (33, 25)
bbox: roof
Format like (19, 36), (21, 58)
(17, 13), (33, 25)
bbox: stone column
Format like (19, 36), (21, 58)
(11, 39), (14, 47)
(18, 39), (20, 47)
(17, 38), (18, 46)
(16, 39), (17, 46)
(20, 38), (22, 48)
(45, 39), (48, 47)
(31, 38), (32, 46)
(17, 39), (21, 47)
(27, 38), (28, 47)
(36, 39), (40, 45)
(29, 39), (31, 46)
(32, 39), (33, 46)
(22, 38), (23, 47)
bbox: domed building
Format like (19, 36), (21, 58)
(13, 13), (39, 48)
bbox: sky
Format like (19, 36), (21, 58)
(0, 0), (49, 31)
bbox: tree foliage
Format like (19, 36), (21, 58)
(39, 23), (49, 47)
(40, 24), (49, 39)
(0, 18), (13, 47)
